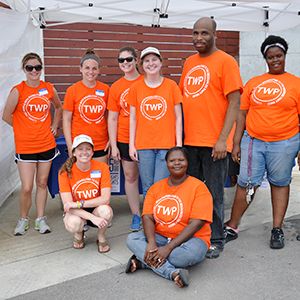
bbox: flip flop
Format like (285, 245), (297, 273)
(125, 255), (142, 273)
(73, 232), (85, 249)
(97, 240), (110, 253)
(173, 269), (189, 288)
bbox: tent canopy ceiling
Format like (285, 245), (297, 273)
(3, 0), (300, 31)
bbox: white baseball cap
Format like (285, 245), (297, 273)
(72, 134), (94, 150)
(140, 47), (161, 59)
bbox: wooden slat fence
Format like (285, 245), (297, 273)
(43, 23), (239, 98)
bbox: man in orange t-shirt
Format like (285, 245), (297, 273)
(179, 17), (243, 259)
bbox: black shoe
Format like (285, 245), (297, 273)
(205, 244), (223, 259)
(270, 227), (284, 249)
(224, 226), (238, 243)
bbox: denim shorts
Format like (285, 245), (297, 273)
(238, 131), (299, 187)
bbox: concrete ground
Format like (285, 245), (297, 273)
(1, 172), (300, 300)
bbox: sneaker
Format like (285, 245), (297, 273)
(35, 216), (51, 234)
(130, 214), (142, 232)
(14, 218), (29, 236)
(205, 244), (223, 259)
(270, 227), (284, 249)
(224, 225), (239, 243)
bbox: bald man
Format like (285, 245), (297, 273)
(179, 17), (243, 259)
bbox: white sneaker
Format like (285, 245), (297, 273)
(35, 216), (51, 234)
(14, 218), (29, 236)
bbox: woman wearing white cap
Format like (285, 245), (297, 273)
(128, 46), (183, 199)
(59, 134), (113, 252)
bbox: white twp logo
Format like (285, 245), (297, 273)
(154, 194), (183, 228)
(120, 88), (130, 115)
(23, 94), (50, 122)
(252, 79), (286, 105)
(140, 96), (167, 120)
(184, 65), (210, 98)
(73, 178), (99, 200)
(78, 95), (106, 124)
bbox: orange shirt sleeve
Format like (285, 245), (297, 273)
(58, 171), (71, 193)
(107, 83), (120, 112)
(127, 83), (138, 107)
(99, 162), (112, 189)
(240, 81), (251, 110)
(63, 85), (75, 111)
(172, 81), (183, 105)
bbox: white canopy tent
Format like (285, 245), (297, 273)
(1, 0), (300, 206)
(3, 0), (300, 31)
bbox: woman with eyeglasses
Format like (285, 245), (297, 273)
(128, 47), (183, 199)
(2, 52), (62, 236)
(63, 49), (110, 163)
(108, 46), (142, 231)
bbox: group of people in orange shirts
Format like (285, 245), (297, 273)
(3, 16), (300, 288)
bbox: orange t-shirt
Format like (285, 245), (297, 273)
(12, 81), (56, 154)
(107, 75), (142, 143)
(241, 72), (300, 142)
(63, 81), (109, 151)
(142, 176), (213, 247)
(179, 51), (243, 151)
(128, 78), (182, 150)
(58, 159), (111, 202)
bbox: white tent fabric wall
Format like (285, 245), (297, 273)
(0, 8), (43, 207)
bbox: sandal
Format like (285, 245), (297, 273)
(73, 232), (85, 249)
(97, 239), (110, 253)
(125, 255), (141, 274)
(173, 269), (189, 288)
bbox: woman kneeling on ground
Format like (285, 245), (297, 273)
(126, 147), (213, 288)
(59, 134), (113, 252)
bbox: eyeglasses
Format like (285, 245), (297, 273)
(118, 57), (134, 63)
(25, 65), (43, 72)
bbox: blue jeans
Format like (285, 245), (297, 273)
(238, 131), (299, 187)
(137, 149), (169, 197)
(185, 146), (228, 248)
(126, 231), (207, 281)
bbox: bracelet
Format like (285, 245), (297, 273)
(80, 200), (85, 208)
(76, 201), (81, 209)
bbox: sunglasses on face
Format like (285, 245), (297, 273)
(118, 56), (134, 63)
(25, 65), (43, 72)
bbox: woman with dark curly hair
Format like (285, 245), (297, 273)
(224, 35), (300, 249)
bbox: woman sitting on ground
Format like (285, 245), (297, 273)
(126, 147), (213, 288)
(59, 134), (113, 253)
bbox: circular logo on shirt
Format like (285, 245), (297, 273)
(120, 88), (130, 116)
(72, 178), (99, 200)
(183, 65), (210, 98)
(252, 79), (286, 105)
(78, 95), (106, 124)
(153, 195), (183, 228)
(140, 96), (167, 120)
(23, 94), (50, 122)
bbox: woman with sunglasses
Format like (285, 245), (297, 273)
(128, 47), (183, 198)
(108, 46), (142, 231)
(2, 52), (62, 236)
(63, 49), (110, 163)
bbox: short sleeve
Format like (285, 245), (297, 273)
(63, 86), (75, 111)
(240, 81), (251, 110)
(127, 83), (138, 107)
(58, 171), (71, 193)
(172, 80), (183, 105)
(142, 185), (156, 215)
(107, 83), (120, 112)
(100, 163), (112, 189)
